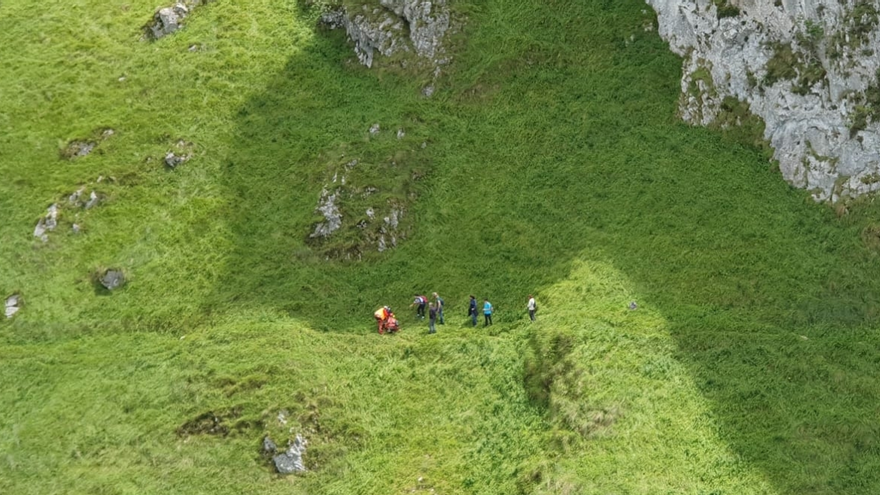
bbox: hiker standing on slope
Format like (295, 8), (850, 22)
(527, 295), (537, 322)
(468, 295), (478, 327)
(411, 294), (428, 319)
(483, 298), (494, 327)
(428, 302), (438, 334)
(433, 292), (445, 325)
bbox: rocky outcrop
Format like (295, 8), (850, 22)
(307, 123), (424, 259)
(647, 0), (880, 201)
(321, 0), (454, 86)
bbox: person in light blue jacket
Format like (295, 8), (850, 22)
(483, 299), (493, 327)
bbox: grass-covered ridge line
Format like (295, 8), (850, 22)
(4, 0), (880, 493)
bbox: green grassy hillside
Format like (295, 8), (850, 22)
(4, 0), (880, 493)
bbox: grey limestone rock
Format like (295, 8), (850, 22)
(100, 270), (125, 291)
(33, 204), (59, 243)
(149, 4), (189, 39)
(310, 188), (343, 238)
(164, 151), (188, 168)
(5, 294), (20, 319)
(646, 0), (880, 201)
(272, 435), (307, 474)
(321, 0), (452, 72)
(84, 191), (99, 210)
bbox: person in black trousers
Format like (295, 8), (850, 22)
(468, 295), (477, 327)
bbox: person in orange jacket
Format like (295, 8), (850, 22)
(374, 306), (393, 334)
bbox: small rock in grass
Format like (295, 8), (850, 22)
(369, 123), (380, 135)
(100, 269), (125, 291)
(33, 204), (59, 242)
(263, 436), (277, 455)
(72, 223), (81, 234)
(422, 85), (435, 97)
(5, 294), (21, 319)
(63, 141), (96, 159)
(628, 301), (638, 310)
(397, 128), (405, 139)
(84, 191), (99, 210)
(164, 151), (188, 168)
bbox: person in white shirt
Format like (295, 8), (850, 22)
(527, 295), (537, 321)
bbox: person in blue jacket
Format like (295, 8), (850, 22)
(483, 298), (494, 327)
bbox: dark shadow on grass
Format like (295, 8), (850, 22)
(214, 1), (880, 493)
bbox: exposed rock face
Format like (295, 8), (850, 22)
(321, 0), (453, 77)
(647, 0), (880, 201)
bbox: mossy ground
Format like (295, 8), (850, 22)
(4, 0), (880, 493)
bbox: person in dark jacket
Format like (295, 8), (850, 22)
(468, 295), (477, 327)
(428, 302), (438, 334)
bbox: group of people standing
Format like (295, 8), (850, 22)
(374, 293), (538, 335)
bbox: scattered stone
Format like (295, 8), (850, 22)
(369, 123), (381, 135)
(366, 207), (375, 219)
(345, 159), (359, 169)
(84, 191), (99, 210)
(100, 269), (125, 291)
(397, 128), (405, 139)
(378, 235), (387, 252)
(72, 223), (81, 234)
(164, 151), (188, 168)
(422, 85), (435, 98)
(33, 204), (59, 243)
(68, 187), (85, 205)
(262, 436), (277, 455)
(272, 435), (308, 474)
(628, 301), (638, 311)
(188, 44), (199, 52)
(101, 129), (115, 139)
(420, 141), (427, 149)
(277, 410), (288, 426)
(118, 75), (127, 82)
(5, 294), (21, 319)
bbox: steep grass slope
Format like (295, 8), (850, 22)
(3, 0), (880, 493)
